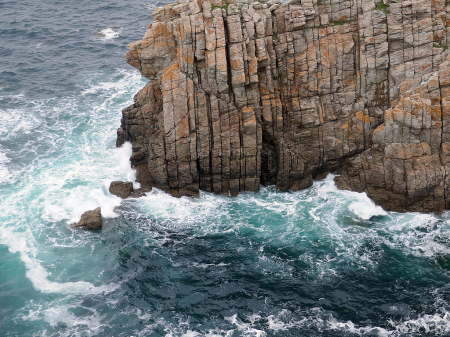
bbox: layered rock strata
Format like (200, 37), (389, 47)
(117, 0), (450, 212)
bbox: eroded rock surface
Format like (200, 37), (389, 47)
(71, 207), (102, 230)
(109, 181), (152, 199)
(110, 181), (134, 199)
(117, 0), (450, 212)
(336, 55), (450, 212)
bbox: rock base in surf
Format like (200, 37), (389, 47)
(129, 187), (152, 198)
(109, 181), (134, 199)
(109, 181), (151, 199)
(117, 0), (450, 212)
(71, 207), (102, 230)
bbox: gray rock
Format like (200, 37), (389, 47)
(71, 208), (102, 230)
(109, 181), (134, 199)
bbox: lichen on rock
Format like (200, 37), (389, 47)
(117, 0), (450, 212)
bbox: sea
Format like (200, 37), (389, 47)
(2, 0), (450, 336)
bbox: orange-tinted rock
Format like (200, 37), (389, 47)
(117, 0), (450, 212)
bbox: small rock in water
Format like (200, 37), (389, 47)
(109, 181), (134, 198)
(71, 207), (102, 230)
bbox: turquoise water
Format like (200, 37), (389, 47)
(2, 0), (450, 336)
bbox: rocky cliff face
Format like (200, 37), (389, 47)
(117, 0), (450, 212)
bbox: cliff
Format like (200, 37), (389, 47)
(117, 0), (450, 212)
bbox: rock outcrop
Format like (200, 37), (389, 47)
(117, 0), (450, 212)
(71, 208), (102, 230)
(110, 181), (134, 198)
(335, 56), (450, 212)
(109, 181), (151, 199)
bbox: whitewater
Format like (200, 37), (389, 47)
(2, 0), (450, 336)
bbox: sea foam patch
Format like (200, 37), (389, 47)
(92, 27), (121, 40)
(312, 174), (388, 220)
(22, 303), (105, 337)
(0, 100), (40, 137)
(0, 69), (144, 296)
(2, 69), (144, 224)
(0, 228), (117, 295)
(0, 148), (12, 184)
(348, 199), (387, 220)
(38, 141), (137, 223)
(225, 314), (267, 337)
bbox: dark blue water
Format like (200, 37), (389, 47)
(2, 1), (450, 336)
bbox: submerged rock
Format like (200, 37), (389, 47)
(71, 208), (102, 230)
(109, 181), (134, 199)
(116, 0), (450, 212)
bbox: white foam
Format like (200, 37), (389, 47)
(313, 173), (340, 193)
(320, 311), (450, 336)
(179, 331), (200, 337)
(0, 93), (47, 140)
(266, 309), (296, 331)
(23, 304), (104, 337)
(312, 174), (387, 220)
(0, 228), (117, 295)
(45, 306), (101, 328)
(40, 142), (137, 224)
(136, 188), (231, 231)
(327, 318), (391, 336)
(95, 27), (120, 40)
(0, 148), (12, 184)
(390, 311), (450, 335)
(375, 212), (450, 259)
(225, 314), (267, 337)
(0, 105), (38, 137)
(1, 70), (145, 227)
(64, 186), (123, 223)
(82, 79), (128, 96)
(38, 165), (126, 223)
(114, 141), (140, 187)
(348, 200), (387, 220)
(148, 309), (450, 337)
(260, 307), (450, 336)
(240, 193), (298, 216)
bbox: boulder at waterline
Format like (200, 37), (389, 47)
(109, 181), (134, 199)
(71, 207), (102, 230)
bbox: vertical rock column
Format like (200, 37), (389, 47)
(117, 0), (450, 212)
